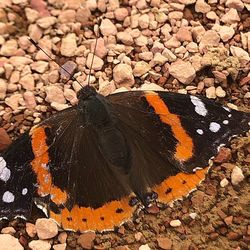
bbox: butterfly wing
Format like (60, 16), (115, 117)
(107, 90), (250, 202)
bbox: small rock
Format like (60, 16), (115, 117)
(221, 8), (240, 24)
(86, 53), (104, 70)
(53, 243), (66, 250)
(26, 222), (37, 238)
(224, 216), (233, 225)
(113, 63), (134, 87)
(0, 79), (7, 100)
(25, 8), (39, 23)
(170, 219), (182, 227)
(215, 86), (226, 97)
(231, 166), (244, 185)
(206, 86), (216, 99)
(206, 11), (219, 20)
(45, 86), (66, 104)
(199, 30), (220, 52)
(58, 10), (76, 23)
(117, 32), (134, 45)
(37, 16), (57, 29)
(31, 61), (49, 73)
(5, 94), (22, 110)
(162, 48), (177, 62)
(91, 38), (107, 59)
(157, 237), (172, 250)
(1, 226), (16, 235)
(189, 213), (197, 219)
(58, 232), (67, 244)
(28, 240), (51, 250)
(60, 61), (77, 82)
(100, 19), (117, 36)
(152, 53), (168, 65)
(225, 0), (244, 10)
(0, 39), (18, 56)
(192, 26), (206, 42)
(138, 14), (149, 29)
(195, 0), (211, 13)
(9, 56), (33, 67)
(220, 178), (229, 187)
(0, 128), (12, 151)
(230, 46), (250, 61)
(133, 61), (151, 77)
(216, 25), (235, 42)
(35, 218), (58, 240)
(168, 11), (183, 20)
(139, 244), (151, 250)
(227, 231), (241, 240)
(51, 102), (70, 111)
(114, 8), (129, 21)
(134, 232), (143, 241)
(64, 88), (77, 105)
(139, 52), (153, 61)
(176, 27), (192, 42)
(77, 232), (96, 250)
(60, 33), (77, 57)
(140, 83), (164, 91)
(0, 234), (23, 250)
(169, 61), (196, 85)
(20, 74), (35, 91)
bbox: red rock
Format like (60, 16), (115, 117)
(209, 232), (219, 240)
(114, 246), (131, 250)
(77, 232), (96, 250)
(227, 231), (241, 240)
(0, 128), (11, 151)
(30, 0), (50, 17)
(214, 147), (232, 163)
(224, 216), (233, 226)
(146, 204), (160, 214)
(157, 237), (172, 250)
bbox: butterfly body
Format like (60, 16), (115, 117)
(0, 86), (249, 231)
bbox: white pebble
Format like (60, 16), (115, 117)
(220, 178), (229, 187)
(231, 166), (244, 185)
(170, 219), (182, 227)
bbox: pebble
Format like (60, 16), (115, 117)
(20, 74), (35, 91)
(86, 53), (104, 70)
(35, 218), (59, 240)
(231, 166), (244, 185)
(23, 91), (37, 110)
(139, 52), (153, 61)
(152, 53), (168, 66)
(113, 63), (134, 87)
(220, 178), (229, 187)
(199, 30), (220, 52)
(206, 86), (216, 99)
(51, 102), (70, 111)
(117, 32), (134, 45)
(53, 243), (66, 250)
(31, 61), (49, 73)
(195, 0), (211, 13)
(37, 16), (57, 29)
(64, 88), (77, 105)
(1, 226), (16, 235)
(5, 93), (22, 110)
(100, 19), (117, 36)
(138, 14), (150, 29)
(58, 10), (76, 23)
(226, 0), (245, 11)
(230, 46), (250, 61)
(60, 33), (77, 57)
(169, 61), (196, 85)
(215, 86), (226, 98)
(77, 232), (96, 250)
(139, 244), (151, 250)
(9, 56), (33, 67)
(28, 240), (51, 250)
(0, 39), (18, 56)
(176, 27), (192, 42)
(91, 38), (107, 59)
(170, 219), (182, 227)
(0, 79), (7, 100)
(45, 86), (66, 104)
(134, 232), (143, 241)
(0, 128), (12, 151)
(133, 61), (151, 77)
(25, 8), (39, 23)
(140, 83), (164, 91)
(114, 8), (129, 21)
(157, 237), (172, 250)
(0, 234), (23, 250)
(215, 25), (235, 42)
(26, 222), (37, 238)
(221, 8), (240, 24)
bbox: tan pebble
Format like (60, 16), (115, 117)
(31, 61), (49, 73)
(227, 103), (238, 110)
(138, 14), (149, 29)
(53, 243), (66, 250)
(140, 83), (164, 91)
(134, 232), (143, 241)
(100, 19), (117, 36)
(215, 25), (235, 42)
(51, 102), (70, 111)
(0, 39), (18, 56)
(29, 240), (51, 250)
(230, 46), (250, 61)
(133, 61), (151, 77)
(58, 232), (67, 244)
(86, 53), (104, 70)
(170, 219), (182, 227)
(25, 8), (39, 23)
(0, 79), (7, 100)
(77, 232), (96, 250)
(35, 218), (58, 240)
(139, 52), (153, 61)
(152, 53), (168, 66)
(168, 11), (183, 20)
(60, 33), (77, 57)
(231, 166), (244, 185)
(206, 11), (219, 20)
(0, 234), (23, 250)
(134, 35), (148, 46)
(176, 27), (193, 42)
(215, 86), (226, 98)
(1, 226), (16, 235)
(114, 8), (129, 21)
(164, 36), (181, 49)
(169, 60), (196, 85)
(226, 0), (244, 10)
(5, 94), (22, 110)
(221, 8), (240, 24)
(195, 0), (211, 13)
(58, 10), (76, 23)
(139, 244), (151, 250)
(26, 222), (37, 238)
(91, 38), (107, 59)
(45, 86), (66, 104)
(220, 178), (229, 187)
(37, 16), (57, 29)
(157, 237), (172, 250)
(113, 63), (134, 87)
(9, 56), (33, 68)
(199, 30), (220, 52)
(206, 86), (216, 99)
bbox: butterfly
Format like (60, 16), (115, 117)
(0, 84), (249, 231)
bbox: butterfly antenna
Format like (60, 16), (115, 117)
(28, 37), (84, 88)
(87, 35), (98, 86)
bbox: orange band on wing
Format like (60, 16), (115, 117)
(145, 92), (193, 161)
(153, 167), (208, 203)
(50, 197), (135, 231)
(30, 126), (67, 205)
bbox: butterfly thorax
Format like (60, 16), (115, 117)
(77, 86), (131, 171)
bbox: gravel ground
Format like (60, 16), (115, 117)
(0, 0), (249, 249)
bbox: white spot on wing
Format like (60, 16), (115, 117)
(223, 120), (229, 125)
(2, 191), (15, 203)
(190, 96), (208, 117)
(223, 107), (230, 112)
(0, 157), (7, 171)
(196, 129), (204, 135)
(209, 122), (221, 132)
(22, 188), (28, 195)
(0, 167), (11, 182)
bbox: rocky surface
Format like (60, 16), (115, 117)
(0, 0), (249, 249)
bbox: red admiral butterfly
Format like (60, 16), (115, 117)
(0, 85), (249, 231)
